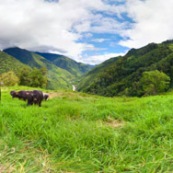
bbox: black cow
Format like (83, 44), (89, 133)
(10, 90), (44, 107)
(10, 90), (33, 101)
(32, 90), (44, 107)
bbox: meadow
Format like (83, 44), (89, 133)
(1, 86), (173, 172)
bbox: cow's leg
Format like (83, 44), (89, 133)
(38, 100), (41, 107)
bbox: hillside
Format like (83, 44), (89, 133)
(78, 40), (173, 96)
(3, 47), (41, 68)
(36, 52), (94, 77)
(3, 47), (75, 89)
(0, 51), (30, 74)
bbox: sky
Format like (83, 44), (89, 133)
(0, 0), (173, 65)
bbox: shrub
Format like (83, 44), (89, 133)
(139, 70), (170, 95)
(0, 71), (19, 86)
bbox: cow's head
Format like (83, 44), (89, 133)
(43, 93), (49, 100)
(10, 91), (19, 98)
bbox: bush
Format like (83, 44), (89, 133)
(0, 71), (19, 86)
(139, 70), (170, 95)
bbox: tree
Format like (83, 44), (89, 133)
(0, 71), (19, 86)
(19, 67), (32, 86)
(139, 70), (170, 95)
(19, 67), (48, 88)
(30, 67), (48, 88)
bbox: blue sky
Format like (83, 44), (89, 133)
(0, 0), (173, 64)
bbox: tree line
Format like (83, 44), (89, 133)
(0, 67), (48, 88)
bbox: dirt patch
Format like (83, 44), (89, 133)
(46, 91), (73, 99)
(104, 117), (125, 128)
(0, 164), (14, 173)
(0, 165), (5, 173)
(48, 92), (64, 99)
(105, 119), (124, 128)
(47, 91), (83, 100)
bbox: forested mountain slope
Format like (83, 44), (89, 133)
(36, 52), (94, 77)
(3, 47), (74, 89)
(0, 51), (30, 74)
(78, 40), (173, 96)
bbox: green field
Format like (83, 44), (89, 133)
(1, 86), (173, 172)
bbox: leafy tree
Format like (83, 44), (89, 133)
(19, 67), (32, 86)
(0, 71), (19, 86)
(19, 67), (48, 88)
(30, 67), (48, 88)
(139, 70), (170, 95)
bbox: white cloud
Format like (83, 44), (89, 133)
(0, 0), (88, 57)
(4, 0), (173, 65)
(119, 0), (173, 48)
(0, 0), (125, 64)
(82, 52), (126, 65)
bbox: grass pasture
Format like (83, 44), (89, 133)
(1, 87), (173, 172)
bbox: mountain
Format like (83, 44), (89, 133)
(3, 47), (41, 68)
(0, 50), (30, 74)
(35, 52), (94, 77)
(3, 47), (75, 89)
(3, 47), (94, 89)
(78, 40), (173, 96)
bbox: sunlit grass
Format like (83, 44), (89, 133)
(1, 86), (173, 172)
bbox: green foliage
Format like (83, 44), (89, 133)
(0, 71), (19, 86)
(139, 70), (170, 95)
(29, 67), (48, 88)
(78, 41), (173, 96)
(19, 67), (48, 88)
(19, 68), (32, 86)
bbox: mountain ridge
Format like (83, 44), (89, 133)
(0, 50), (31, 75)
(78, 40), (173, 96)
(2, 47), (92, 89)
(35, 52), (94, 77)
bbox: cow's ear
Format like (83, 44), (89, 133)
(10, 91), (12, 94)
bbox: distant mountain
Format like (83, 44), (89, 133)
(36, 52), (94, 77)
(3, 47), (94, 89)
(3, 47), (41, 68)
(0, 50), (30, 74)
(78, 40), (173, 96)
(3, 47), (75, 89)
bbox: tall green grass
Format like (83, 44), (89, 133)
(1, 86), (173, 172)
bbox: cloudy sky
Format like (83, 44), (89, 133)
(0, 0), (173, 64)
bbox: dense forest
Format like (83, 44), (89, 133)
(78, 40), (173, 96)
